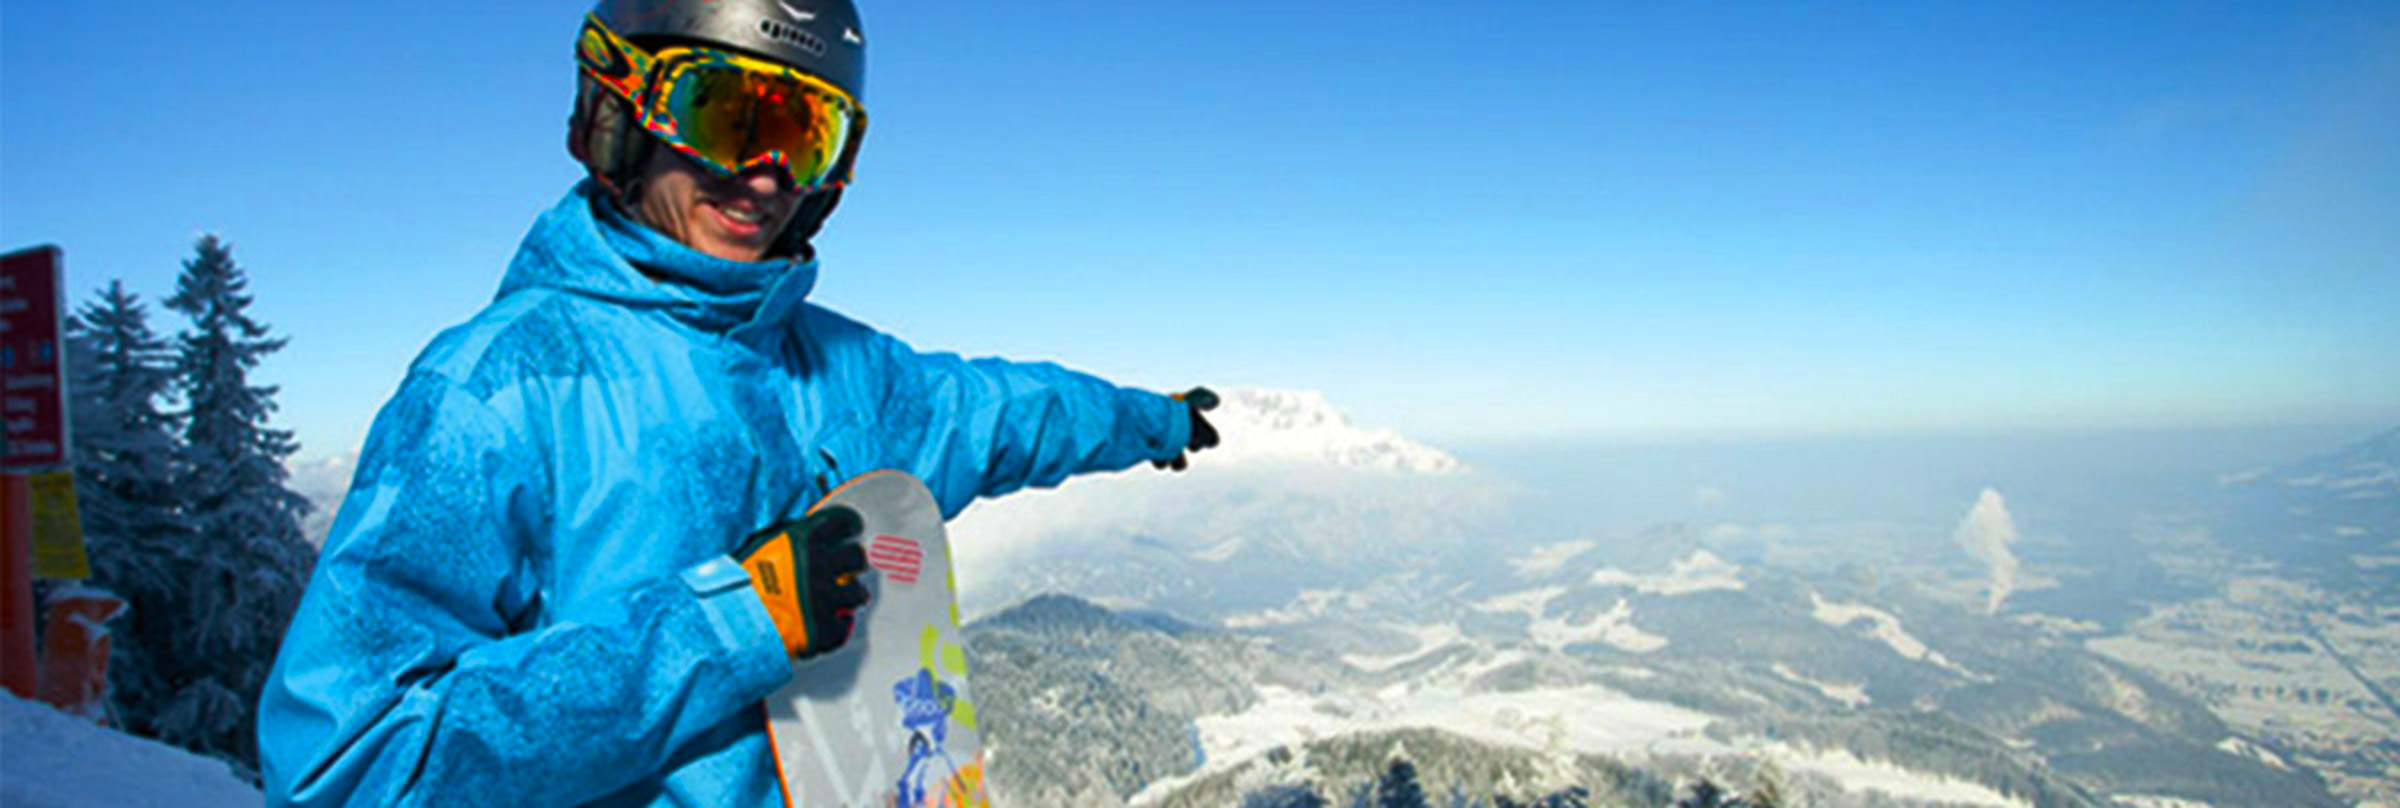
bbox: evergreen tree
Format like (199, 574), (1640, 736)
(1747, 762), (1787, 808)
(1535, 786), (1590, 808)
(1376, 758), (1430, 808)
(1243, 783), (1331, 808)
(1678, 778), (1728, 808)
(63, 281), (191, 736)
(162, 234), (316, 771)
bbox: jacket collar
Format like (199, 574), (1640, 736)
(498, 181), (819, 340)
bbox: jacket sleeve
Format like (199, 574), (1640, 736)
(869, 332), (1191, 518)
(257, 371), (793, 807)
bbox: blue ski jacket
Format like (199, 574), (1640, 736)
(257, 182), (1190, 807)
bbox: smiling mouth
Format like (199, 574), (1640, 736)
(719, 204), (767, 225)
(705, 195), (781, 235)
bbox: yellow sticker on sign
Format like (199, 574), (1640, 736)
(28, 470), (89, 580)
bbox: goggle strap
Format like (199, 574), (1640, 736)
(576, 15), (654, 105)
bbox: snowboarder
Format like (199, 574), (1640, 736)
(255, 1), (1219, 804)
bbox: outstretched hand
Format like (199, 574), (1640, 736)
(1155, 387), (1220, 472)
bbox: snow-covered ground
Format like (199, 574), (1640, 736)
(1340, 623), (1465, 673)
(1587, 550), (1746, 595)
(2110, 795), (2217, 808)
(1809, 592), (1979, 678)
(1129, 676), (2033, 808)
(2012, 613), (2106, 637)
(1506, 540), (1594, 579)
(1741, 743), (2030, 808)
(1531, 599), (1668, 654)
(1471, 588), (1671, 653)
(1225, 589), (1355, 628)
(0, 694), (261, 808)
(2214, 736), (2293, 772)
(1772, 662), (1872, 708)
(1128, 682), (1716, 805)
(1472, 586), (1567, 618)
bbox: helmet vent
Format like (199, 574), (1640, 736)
(758, 18), (828, 57)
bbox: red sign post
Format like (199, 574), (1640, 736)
(2, 244), (67, 697)
(3, 245), (69, 470)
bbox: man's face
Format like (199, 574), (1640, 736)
(629, 148), (806, 263)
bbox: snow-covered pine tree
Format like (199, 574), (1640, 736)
(63, 281), (192, 738)
(163, 234), (316, 771)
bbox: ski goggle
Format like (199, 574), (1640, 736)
(577, 14), (864, 193)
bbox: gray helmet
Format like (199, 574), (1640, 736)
(570, 0), (868, 259)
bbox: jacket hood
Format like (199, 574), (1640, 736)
(497, 180), (819, 338)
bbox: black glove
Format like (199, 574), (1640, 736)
(1154, 387), (1221, 472)
(735, 506), (871, 659)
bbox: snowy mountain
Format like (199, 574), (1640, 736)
(1198, 388), (1462, 474)
(949, 388), (1494, 617)
(286, 451), (357, 546)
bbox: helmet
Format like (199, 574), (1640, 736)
(569, 0), (868, 259)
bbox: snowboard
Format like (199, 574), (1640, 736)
(762, 470), (990, 808)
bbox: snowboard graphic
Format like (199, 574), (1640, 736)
(764, 471), (989, 808)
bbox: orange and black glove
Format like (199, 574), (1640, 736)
(1154, 387), (1221, 472)
(735, 506), (871, 660)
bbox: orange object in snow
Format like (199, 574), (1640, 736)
(35, 588), (127, 724)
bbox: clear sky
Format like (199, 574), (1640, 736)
(4, 1), (2395, 458)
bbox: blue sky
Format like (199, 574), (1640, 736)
(4, 1), (2395, 457)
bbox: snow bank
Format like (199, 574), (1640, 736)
(0, 693), (261, 807)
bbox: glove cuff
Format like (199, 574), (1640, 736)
(738, 530), (813, 658)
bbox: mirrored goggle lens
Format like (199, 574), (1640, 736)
(657, 65), (856, 189)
